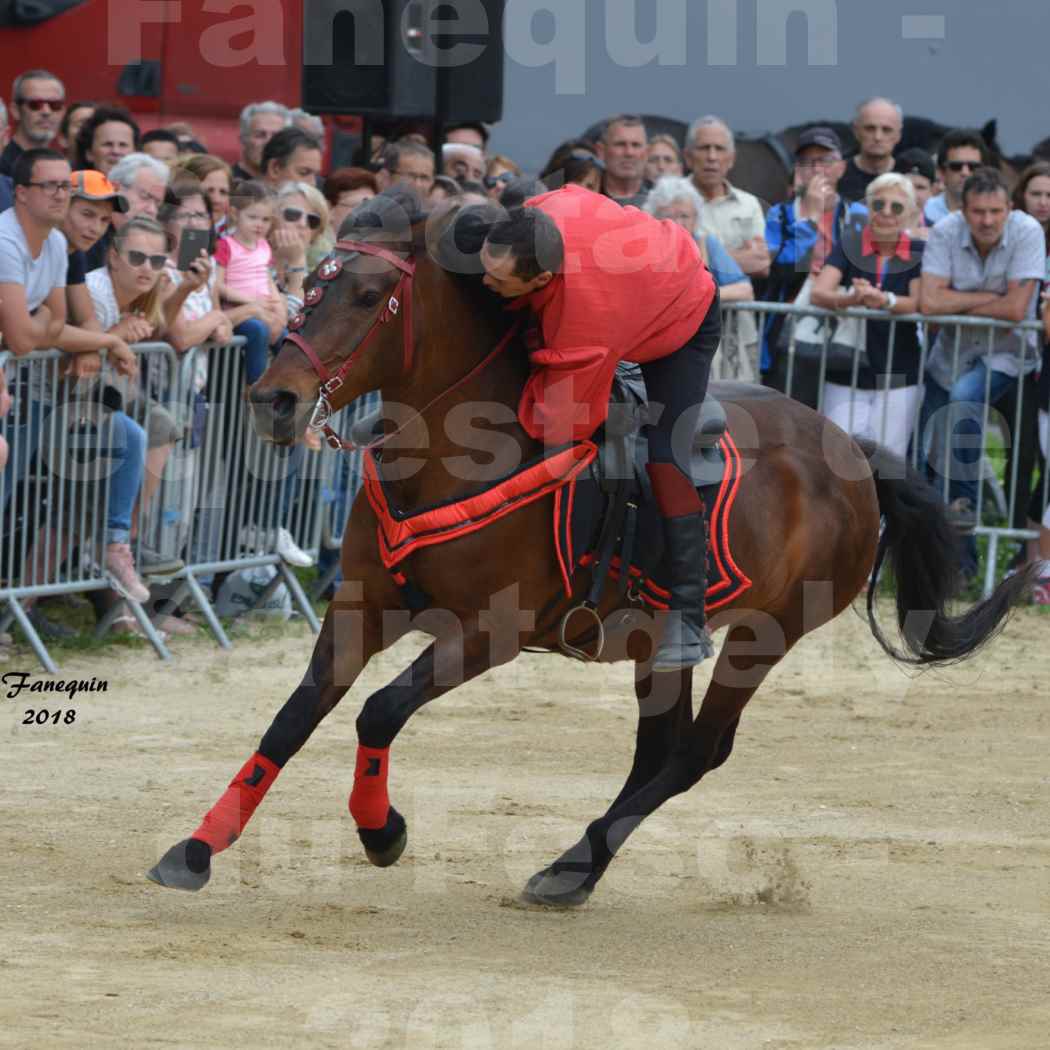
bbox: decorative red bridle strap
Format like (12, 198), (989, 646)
(322, 318), (523, 454)
(284, 238), (416, 392)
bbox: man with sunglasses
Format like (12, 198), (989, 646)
(924, 129), (988, 226)
(0, 70), (66, 178)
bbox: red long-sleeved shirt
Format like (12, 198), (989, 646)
(511, 185), (717, 444)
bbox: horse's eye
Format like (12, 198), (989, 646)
(358, 291), (381, 309)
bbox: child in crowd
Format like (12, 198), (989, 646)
(213, 180), (286, 384)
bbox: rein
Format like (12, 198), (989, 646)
(283, 237), (518, 454)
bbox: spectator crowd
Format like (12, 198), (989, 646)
(3, 72), (1050, 660)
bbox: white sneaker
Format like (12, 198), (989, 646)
(275, 527), (314, 567)
(240, 525), (313, 567)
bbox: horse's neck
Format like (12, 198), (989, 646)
(378, 305), (536, 510)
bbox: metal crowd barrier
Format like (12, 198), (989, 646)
(721, 302), (1050, 596)
(1, 345), (175, 672)
(4, 309), (1047, 671)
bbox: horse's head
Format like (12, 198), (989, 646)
(250, 192), (512, 445)
(249, 190), (429, 445)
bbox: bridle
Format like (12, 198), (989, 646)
(283, 239), (415, 450)
(282, 237), (519, 453)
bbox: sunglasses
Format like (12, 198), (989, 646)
(946, 160), (979, 173)
(17, 97), (64, 112)
(282, 207), (322, 230)
(871, 198), (907, 216)
(123, 250), (167, 271)
(483, 172), (515, 190)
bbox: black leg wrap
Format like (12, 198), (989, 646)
(357, 807), (408, 868)
(146, 838), (213, 892)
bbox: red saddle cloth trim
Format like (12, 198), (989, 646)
(364, 442), (599, 570)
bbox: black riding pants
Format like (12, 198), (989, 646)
(640, 288), (721, 475)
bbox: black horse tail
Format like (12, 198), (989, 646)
(856, 438), (1033, 666)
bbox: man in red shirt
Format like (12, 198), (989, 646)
(480, 185), (721, 670)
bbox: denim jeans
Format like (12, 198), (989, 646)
(1, 402), (144, 545)
(104, 412), (146, 544)
(921, 362), (1015, 509)
(236, 318), (271, 386)
(920, 361), (1015, 578)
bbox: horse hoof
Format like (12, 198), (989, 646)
(358, 808), (407, 868)
(146, 838), (212, 892)
(520, 866), (594, 908)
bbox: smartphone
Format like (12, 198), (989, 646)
(177, 227), (211, 271)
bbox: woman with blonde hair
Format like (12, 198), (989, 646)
(484, 153), (522, 199)
(296, 181), (334, 270)
(810, 172), (925, 459)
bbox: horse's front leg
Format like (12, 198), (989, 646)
(349, 612), (516, 867)
(148, 587), (388, 891)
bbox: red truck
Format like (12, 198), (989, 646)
(0, 0), (361, 162)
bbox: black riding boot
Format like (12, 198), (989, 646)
(651, 509), (714, 672)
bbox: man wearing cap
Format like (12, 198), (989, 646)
(760, 127), (867, 393)
(56, 169), (137, 380)
(837, 98), (902, 205)
(83, 152), (170, 272)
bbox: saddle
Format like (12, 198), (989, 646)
(352, 368), (751, 649)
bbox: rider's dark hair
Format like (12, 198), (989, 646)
(498, 176), (546, 211)
(484, 208), (564, 280)
(961, 167), (1009, 208)
(935, 128), (989, 169)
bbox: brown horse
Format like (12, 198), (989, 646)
(148, 196), (1029, 907)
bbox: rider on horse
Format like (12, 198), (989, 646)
(478, 184), (721, 671)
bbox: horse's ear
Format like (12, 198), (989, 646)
(981, 119), (999, 148)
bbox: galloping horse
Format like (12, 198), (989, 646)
(148, 196), (1028, 907)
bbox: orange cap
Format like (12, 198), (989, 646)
(69, 170), (129, 213)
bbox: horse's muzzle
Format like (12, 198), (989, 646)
(249, 386), (304, 445)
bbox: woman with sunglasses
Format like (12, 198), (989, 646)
(85, 218), (189, 592)
(810, 173), (925, 459)
(483, 154), (522, 200)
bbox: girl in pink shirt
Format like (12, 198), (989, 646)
(213, 181), (286, 380)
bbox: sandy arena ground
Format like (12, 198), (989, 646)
(1, 604), (1048, 1050)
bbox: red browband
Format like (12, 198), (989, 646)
(284, 237), (519, 455)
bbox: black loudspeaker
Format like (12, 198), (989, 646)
(302, 0), (504, 122)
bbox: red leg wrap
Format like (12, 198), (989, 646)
(646, 462), (703, 518)
(348, 745), (391, 830)
(192, 752), (281, 854)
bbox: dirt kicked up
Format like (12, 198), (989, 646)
(1, 606), (1048, 1049)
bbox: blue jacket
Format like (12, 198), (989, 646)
(760, 197), (868, 371)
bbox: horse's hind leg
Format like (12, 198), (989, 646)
(147, 594), (384, 891)
(523, 617), (794, 907)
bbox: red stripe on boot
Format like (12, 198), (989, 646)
(192, 752), (281, 854)
(646, 462), (703, 518)
(348, 745), (391, 830)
